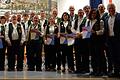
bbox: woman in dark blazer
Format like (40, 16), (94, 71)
(87, 9), (107, 76)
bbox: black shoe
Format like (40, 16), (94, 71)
(90, 72), (97, 76)
(7, 68), (15, 71)
(36, 67), (42, 71)
(27, 68), (35, 71)
(74, 70), (81, 74)
(45, 68), (50, 71)
(68, 69), (74, 73)
(0, 68), (5, 71)
(50, 68), (56, 71)
(57, 67), (61, 70)
(62, 69), (65, 73)
(36, 69), (42, 71)
(17, 68), (23, 71)
(108, 73), (120, 78)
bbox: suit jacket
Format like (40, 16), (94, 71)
(104, 12), (120, 40)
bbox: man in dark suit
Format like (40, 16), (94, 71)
(104, 3), (120, 78)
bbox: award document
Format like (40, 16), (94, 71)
(45, 35), (54, 45)
(82, 27), (91, 39)
(60, 33), (67, 44)
(67, 37), (75, 46)
(67, 33), (75, 46)
(0, 39), (3, 49)
(31, 32), (36, 40)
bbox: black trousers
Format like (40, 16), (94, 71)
(26, 42), (31, 68)
(60, 44), (74, 70)
(90, 40), (107, 73)
(107, 37), (120, 74)
(56, 45), (61, 69)
(44, 45), (56, 69)
(104, 42), (113, 72)
(0, 48), (5, 70)
(74, 38), (90, 72)
(7, 40), (24, 70)
(27, 40), (42, 71)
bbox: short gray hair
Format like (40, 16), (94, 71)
(107, 3), (116, 10)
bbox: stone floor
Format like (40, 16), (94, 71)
(0, 70), (120, 80)
(0, 55), (119, 80)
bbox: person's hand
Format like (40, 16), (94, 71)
(20, 42), (23, 46)
(0, 35), (4, 38)
(7, 41), (12, 46)
(91, 29), (96, 34)
(76, 32), (82, 38)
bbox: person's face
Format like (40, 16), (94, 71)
(78, 10), (84, 18)
(91, 11), (97, 19)
(0, 18), (6, 24)
(23, 15), (29, 21)
(4, 12), (10, 21)
(108, 5), (116, 16)
(98, 5), (105, 13)
(33, 16), (39, 25)
(49, 17), (55, 25)
(30, 12), (35, 18)
(63, 14), (69, 21)
(12, 16), (17, 24)
(52, 10), (58, 18)
(69, 7), (75, 14)
(84, 7), (91, 15)
(40, 11), (46, 18)
(17, 15), (21, 22)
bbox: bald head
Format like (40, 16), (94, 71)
(69, 5), (75, 16)
(98, 4), (105, 14)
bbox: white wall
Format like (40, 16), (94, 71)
(57, 0), (89, 17)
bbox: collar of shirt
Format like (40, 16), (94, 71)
(12, 23), (17, 29)
(63, 21), (68, 28)
(100, 12), (105, 18)
(108, 12), (116, 17)
(90, 19), (97, 29)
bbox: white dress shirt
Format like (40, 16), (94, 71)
(77, 18), (84, 33)
(12, 24), (19, 40)
(108, 16), (115, 36)
(40, 19), (46, 36)
(49, 25), (55, 34)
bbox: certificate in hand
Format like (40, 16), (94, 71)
(31, 32), (36, 40)
(60, 33), (67, 44)
(46, 35), (54, 45)
(82, 27), (91, 39)
(66, 33), (76, 38)
(60, 33), (67, 37)
(67, 37), (75, 46)
(0, 39), (3, 49)
(66, 33), (75, 46)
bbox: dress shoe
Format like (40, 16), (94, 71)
(7, 68), (15, 71)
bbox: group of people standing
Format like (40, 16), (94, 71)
(0, 3), (120, 78)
